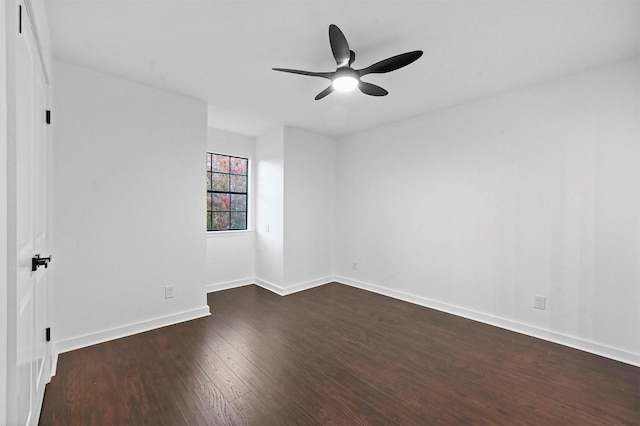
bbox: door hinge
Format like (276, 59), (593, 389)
(18, 5), (22, 34)
(45, 327), (51, 342)
(45, 110), (51, 125)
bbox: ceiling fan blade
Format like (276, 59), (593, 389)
(272, 68), (332, 79)
(349, 50), (356, 66)
(358, 50), (423, 76)
(314, 85), (335, 100)
(359, 81), (388, 97)
(329, 24), (351, 67)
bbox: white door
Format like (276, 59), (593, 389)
(15, 2), (51, 424)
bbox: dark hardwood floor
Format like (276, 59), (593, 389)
(40, 283), (639, 425)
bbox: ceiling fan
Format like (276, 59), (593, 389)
(273, 24), (423, 100)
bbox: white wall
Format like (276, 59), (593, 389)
(336, 58), (640, 365)
(283, 127), (336, 287)
(206, 127), (256, 291)
(52, 61), (210, 353)
(253, 126), (337, 293)
(255, 126), (285, 286)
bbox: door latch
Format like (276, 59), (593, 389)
(32, 254), (52, 272)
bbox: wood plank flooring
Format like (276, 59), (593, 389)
(40, 283), (640, 425)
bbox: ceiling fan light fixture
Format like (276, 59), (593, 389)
(273, 24), (423, 100)
(332, 75), (358, 92)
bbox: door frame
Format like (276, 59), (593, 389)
(1, 0), (10, 422)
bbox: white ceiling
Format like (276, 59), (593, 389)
(45, 0), (640, 138)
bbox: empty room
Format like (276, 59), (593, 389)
(2, 0), (639, 424)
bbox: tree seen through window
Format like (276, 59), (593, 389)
(207, 153), (248, 231)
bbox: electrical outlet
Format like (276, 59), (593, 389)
(165, 286), (174, 299)
(353, 262), (358, 271)
(534, 295), (546, 310)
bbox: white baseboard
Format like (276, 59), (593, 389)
(254, 276), (334, 296)
(335, 276), (640, 367)
(50, 352), (58, 377)
(207, 278), (255, 293)
(54, 306), (211, 356)
(51, 277), (639, 368)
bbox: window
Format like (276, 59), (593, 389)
(206, 153), (248, 231)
